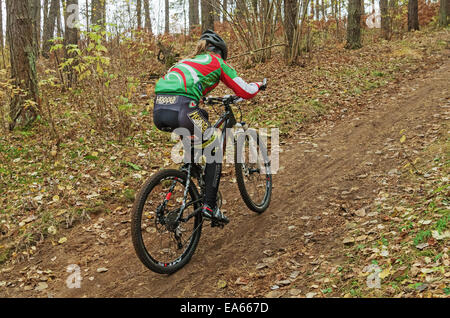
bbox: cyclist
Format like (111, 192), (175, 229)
(153, 30), (263, 225)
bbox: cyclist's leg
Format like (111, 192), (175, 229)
(179, 102), (228, 224)
(204, 159), (222, 208)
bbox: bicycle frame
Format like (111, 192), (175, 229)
(174, 99), (240, 225)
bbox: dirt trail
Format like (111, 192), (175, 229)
(2, 53), (449, 298)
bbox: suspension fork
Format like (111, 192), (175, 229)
(156, 175), (180, 225)
(175, 164), (194, 223)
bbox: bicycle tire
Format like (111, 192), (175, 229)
(234, 131), (272, 213)
(131, 169), (203, 274)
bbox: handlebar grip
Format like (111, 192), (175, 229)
(260, 78), (267, 91)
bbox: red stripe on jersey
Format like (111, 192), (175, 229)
(202, 82), (219, 96)
(182, 55), (220, 76)
(171, 68), (187, 92)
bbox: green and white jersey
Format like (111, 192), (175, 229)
(155, 52), (261, 101)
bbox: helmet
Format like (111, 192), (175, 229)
(200, 29), (228, 60)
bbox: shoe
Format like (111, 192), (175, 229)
(202, 204), (229, 226)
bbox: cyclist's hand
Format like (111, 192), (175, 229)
(259, 78), (267, 91)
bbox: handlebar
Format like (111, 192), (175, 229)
(203, 95), (243, 106)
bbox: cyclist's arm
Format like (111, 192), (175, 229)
(219, 61), (262, 99)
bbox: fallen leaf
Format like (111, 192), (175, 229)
(217, 280), (227, 289)
(58, 237), (67, 244)
(47, 226), (57, 235)
(34, 282), (48, 291)
(96, 267), (108, 273)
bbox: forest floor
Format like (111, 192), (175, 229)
(0, 28), (449, 298)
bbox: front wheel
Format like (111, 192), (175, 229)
(234, 129), (272, 213)
(131, 169), (203, 274)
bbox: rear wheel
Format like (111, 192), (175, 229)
(234, 129), (272, 213)
(131, 169), (203, 274)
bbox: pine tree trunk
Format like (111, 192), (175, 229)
(439, 0), (449, 26)
(345, 0), (362, 49)
(42, 0), (59, 58)
(407, 0), (419, 31)
(201, 0), (214, 31)
(6, 0), (39, 130)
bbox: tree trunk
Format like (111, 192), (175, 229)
(91, 0), (105, 27)
(201, 0), (214, 31)
(42, 0), (60, 58)
(439, 0), (449, 26)
(44, 0), (49, 23)
(165, 0), (169, 33)
(30, 0), (41, 57)
(6, 0), (39, 130)
(64, 0), (80, 87)
(189, 0), (195, 30)
(193, 0), (199, 25)
(85, 0), (89, 31)
(137, 0), (142, 29)
(321, 0), (326, 19)
(284, 0), (298, 58)
(380, 0), (391, 39)
(214, 0), (221, 22)
(0, 0), (3, 49)
(56, 0), (63, 37)
(235, 0), (244, 19)
(407, 0), (419, 31)
(316, 0), (320, 19)
(189, 0), (200, 31)
(143, 0), (152, 32)
(0, 0), (5, 69)
(345, 0), (362, 49)
(223, 0), (227, 22)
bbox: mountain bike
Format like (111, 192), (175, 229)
(131, 80), (272, 274)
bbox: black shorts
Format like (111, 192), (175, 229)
(153, 95), (210, 136)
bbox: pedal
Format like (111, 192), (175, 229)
(211, 221), (225, 229)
